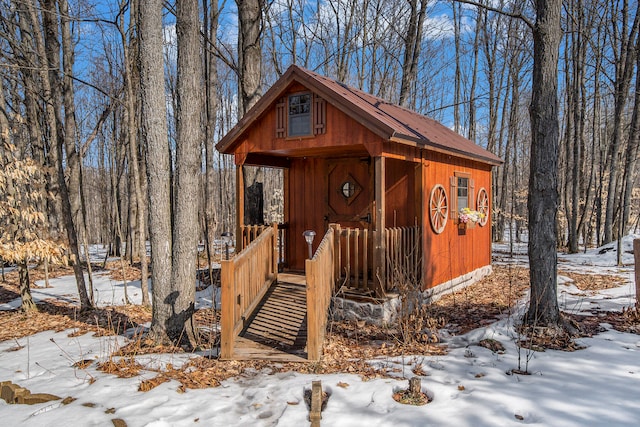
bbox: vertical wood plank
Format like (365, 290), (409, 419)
(374, 156), (386, 297)
(354, 228), (360, 289)
(306, 257), (319, 360)
(236, 165), (245, 251)
(419, 157), (428, 288)
(345, 228), (351, 287)
(635, 239), (640, 307)
(220, 259), (235, 359)
(363, 228), (368, 287)
(272, 223), (278, 281)
(331, 224), (340, 290)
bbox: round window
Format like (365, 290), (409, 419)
(341, 181), (356, 199)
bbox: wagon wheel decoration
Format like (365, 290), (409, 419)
(476, 187), (489, 227)
(429, 184), (448, 234)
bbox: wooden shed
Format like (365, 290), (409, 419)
(216, 65), (502, 361)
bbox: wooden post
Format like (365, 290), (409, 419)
(418, 154), (427, 289)
(271, 223), (278, 282)
(635, 239), (640, 307)
(306, 257), (319, 361)
(409, 377), (422, 395)
(373, 156), (386, 297)
(309, 380), (323, 425)
(235, 164), (245, 251)
(220, 259), (235, 359)
(330, 223), (340, 289)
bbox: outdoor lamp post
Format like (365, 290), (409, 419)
(303, 230), (316, 259)
(221, 231), (232, 260)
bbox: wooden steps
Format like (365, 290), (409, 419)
(234, 280), (308, 360)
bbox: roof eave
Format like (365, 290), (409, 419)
(390, 135), (504, 166)
(216, 66), (397, 154)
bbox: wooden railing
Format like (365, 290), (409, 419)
(305, 227), (336, 361)
(330, 224), (422, 294)
(332, 224), (374, 292)
(240, 223), (288, 270)
(220, 223), (278, 359)
(385, 226), (422, 291)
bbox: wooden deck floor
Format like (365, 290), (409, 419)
(234, 275), (309, 361)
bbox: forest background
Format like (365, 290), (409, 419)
(0, 0), (639, 343)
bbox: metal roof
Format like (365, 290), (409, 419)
(216, 65), (503, 166)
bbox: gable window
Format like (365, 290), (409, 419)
(288, 93), (312, 136)
(276, 93), (326, 138)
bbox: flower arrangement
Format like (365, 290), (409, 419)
(459, 207), (485, 224)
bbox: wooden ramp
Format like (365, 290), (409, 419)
(234, 275), (308, 361)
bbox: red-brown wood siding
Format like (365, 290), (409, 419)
(421, 151), (493, 289)
(233, 89), (385, 164)
(287, 157), (328, 271)
(385, 158), (418, 228)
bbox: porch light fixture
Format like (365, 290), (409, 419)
(221, 231), (232, 260)
(303, 230), (316, 259)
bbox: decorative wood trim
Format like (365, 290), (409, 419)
(476, 187), (489, 227)
(449, 176), (457, 219)
(313, 94), (326, 135)
(429, 184), (448, 234)
(275, 97), (286, 138)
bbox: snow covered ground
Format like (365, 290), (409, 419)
(1, 238), (639, 426)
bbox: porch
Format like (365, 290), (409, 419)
(220, 223), (420, 361)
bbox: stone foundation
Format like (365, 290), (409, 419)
(331, 265), (493, 326)
(421, 265), (493, 303)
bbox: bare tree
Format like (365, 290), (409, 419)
(141, 0), (203, 347)
(170, 0), (203, 346)
(526, 0), (562, 326)
(202, 0), (220, 282)
(237, 0), (265, 226)
(117, 0), (150, 305)
(603, 0), (639, 244)
(140, 0), (177, 344)
(399, 0), (428, 108)
(237, 0), (264, 113)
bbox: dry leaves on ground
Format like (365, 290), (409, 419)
(2, 263), (637, 391)
(0, 300), (151, 341)
(428, 265), (530, 335)
(559, 271), (626, 291)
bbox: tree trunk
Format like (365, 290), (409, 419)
(237, 0), (265, 229)
(452, 0), (462, 133)
(203, 0), (220, 270)
(236, 0), (264, 114)
(399, 0), (428, 108)
(26, 0), (91, 310)
(603, 5), (639, 244)
(467, 6), (483, 142)
(19, 262), (37, 312)
(140, 0), (174, 344)
(119, 0), (150, 305)
(621, 40), (640, 237)
(526, 0), (562, 326)
(169, 0), (203, 347)
(58, 0), (92, 308)
(142, 0), (202, 347)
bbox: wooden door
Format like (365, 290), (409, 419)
(325, 158), (373, 229)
